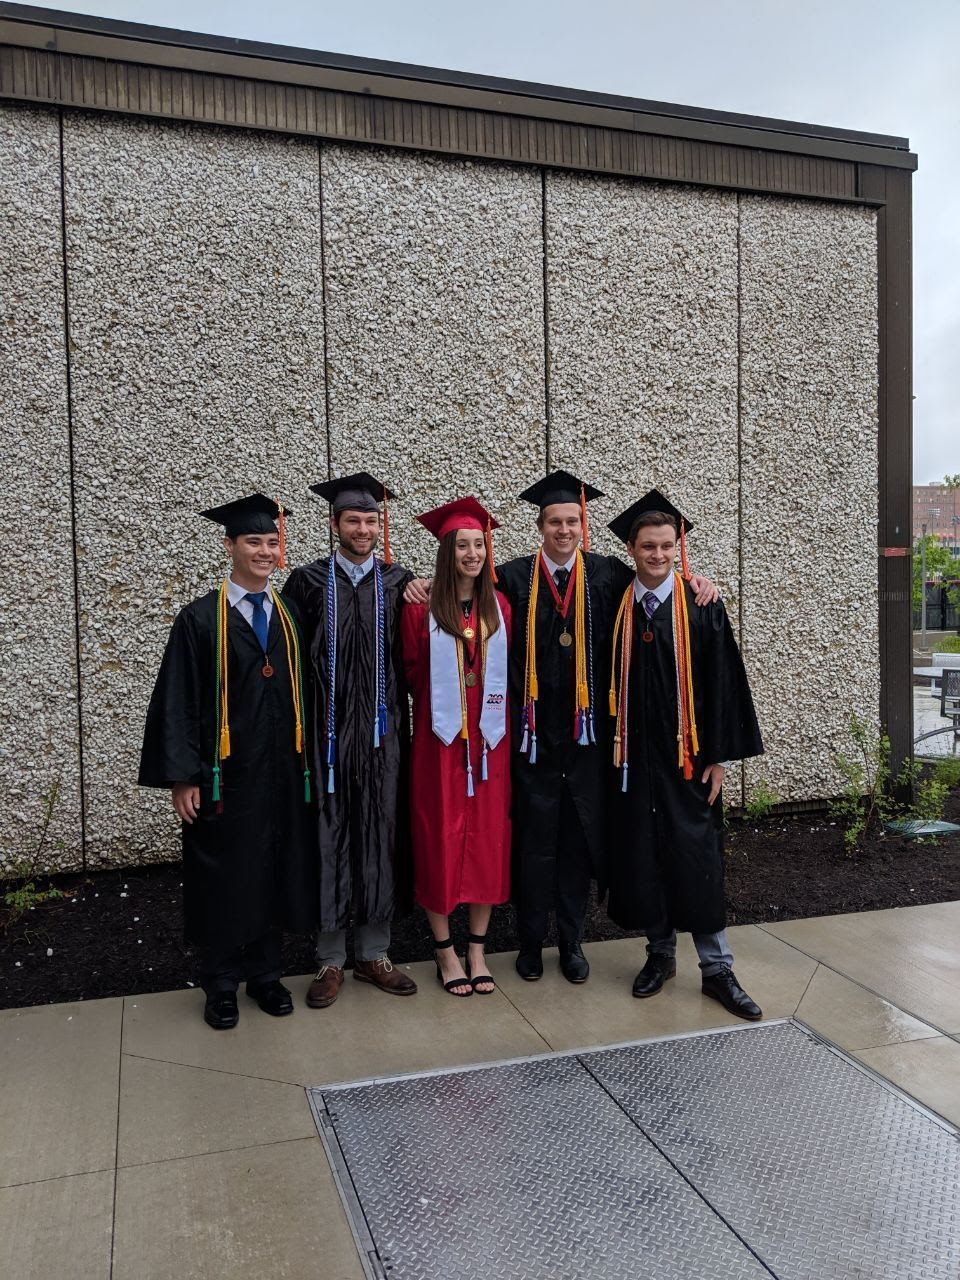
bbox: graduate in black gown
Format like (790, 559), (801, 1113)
(283, 474), (417, 1009)
(138, 494), (315, 1030)
(497, 472), (626, 983)
(605, 490), (765, 1020)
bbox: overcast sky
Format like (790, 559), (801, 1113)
(30, 0), (960, 482)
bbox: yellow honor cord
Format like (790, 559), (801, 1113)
(574, 550), (590, 714)
(218, 581), (231, 759)
(523, 556), (541, 706)
(273, 594), (304, 754)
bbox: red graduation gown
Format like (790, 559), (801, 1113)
(401, 597), (512, 915)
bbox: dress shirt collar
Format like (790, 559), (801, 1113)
(633, 571), (675, 605)
(226, 576), (274, 607)
(540, 550), (577, 578)
(336, 550), (374, 583)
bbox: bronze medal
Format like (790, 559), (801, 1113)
(262, 663), (274, 677)
(558, 630), (573, 648)
(641, 630), (653, 644)
(462, 626), (476, 640)
(464, 671), (479, 688)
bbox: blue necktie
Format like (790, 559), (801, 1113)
(244, 591), (269, 652)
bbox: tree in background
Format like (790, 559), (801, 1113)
(913, 531), (960, 614)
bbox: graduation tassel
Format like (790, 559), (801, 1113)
(211, 765), (221, 802)
(303, 768), (311, 803)
(481, 741), (488, 781)
(381, 492), (393, 565)
(276, 498), (287, 570)
(579, 482), (591, 553)
(485, 516), (498, 584)
(621, 762), (629, 793)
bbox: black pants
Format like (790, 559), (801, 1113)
(198, 927), (282, 995)
(518, 787), (592, 946)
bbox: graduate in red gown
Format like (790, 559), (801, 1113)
(401, 497), (512, 997)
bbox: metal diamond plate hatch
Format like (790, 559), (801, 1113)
(309, 1020), (960, 1280)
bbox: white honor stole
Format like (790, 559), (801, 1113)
(429, 598), (508, 794)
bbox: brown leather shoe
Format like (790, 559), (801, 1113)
(353, 955), (418, 996)
(306, 965), (344, 1008)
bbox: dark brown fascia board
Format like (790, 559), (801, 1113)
(0, 3), (917, 170)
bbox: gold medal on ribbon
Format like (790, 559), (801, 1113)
(464, 671), (479, 688)
(558, 630), (573, 648)
(463, 626), (476, 640)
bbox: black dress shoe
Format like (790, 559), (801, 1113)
(701, 966), (762, 1021)
(632, 953), (677, 998)
(559, 941), (589, 984)
(515, 946), (543, 981)
(203, 992), (239, 1030)
(247, 980), (294, 1017)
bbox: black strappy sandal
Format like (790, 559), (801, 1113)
(464, 932), (496, 995)
(434, 938), (472, 997)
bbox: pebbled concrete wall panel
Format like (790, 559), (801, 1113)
(739, 197), (879, 803)
(63, 112), (326, 868)
(0, 105), (84, 874)
(545, 174), (740, 597)
(545, 173), (742, 803)
(320, 144), (545, 571)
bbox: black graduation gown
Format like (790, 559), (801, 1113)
(138, 591), (315, 949)
(497, 551), (634, 891)
(282, 558), (413, 931)
(606, 584), (763, 934)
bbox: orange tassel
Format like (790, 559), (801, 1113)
(580, 483), (590, 553)
(679, 522), (691, 581)
(276, 498), (286, 570)
(485, 516), (498, 583)
(382, 493), (393, 565)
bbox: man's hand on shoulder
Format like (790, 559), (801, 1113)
(404, 578), (431, 605)
(689, 574), (719, 606)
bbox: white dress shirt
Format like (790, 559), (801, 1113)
(633, 572), (675, 607)
(336, 550), (374, 587)
(541, 550), (577, 580)
(226, 576), (274, 630)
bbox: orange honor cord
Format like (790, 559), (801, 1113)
(679, 522), (692, 581)
(275, 499), (286, 570)
(381, 493), (393, 565)
(609, 582), (634, 790)
(672, 571), (699, 779)
(579, 482), (590, 553)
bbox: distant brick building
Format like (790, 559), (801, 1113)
(914, 484), (960, 546)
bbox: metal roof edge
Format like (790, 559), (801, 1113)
(0, 1), (914, 161)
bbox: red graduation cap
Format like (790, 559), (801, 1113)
(416, 496), (500, 581)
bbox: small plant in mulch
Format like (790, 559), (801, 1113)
(744, 779), (779, 821)
(830, 715), (960, 852)
(2, 783), (65, 930)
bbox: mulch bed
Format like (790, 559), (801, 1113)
(3, 790), (960, 1010)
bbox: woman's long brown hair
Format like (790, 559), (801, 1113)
(431, 530), (501, 639)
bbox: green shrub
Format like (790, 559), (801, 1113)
(830, 715), (920, 852)
(2, 782), (64, 929)
(937, 636), (960, 653)
(745, 780), (778, 820)
(932, 757), (960, 789)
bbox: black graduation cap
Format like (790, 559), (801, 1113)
(608, 488), (693, 544)
(309, 472), (396, 514)
(518, 469), (604, 510)
(199, 492), (290, 538)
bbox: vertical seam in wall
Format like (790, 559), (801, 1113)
(736, 192), (746, 802)
(317, 141), (333, 554)
(541, 167), (551, 471)
(58, 107), (88, 872)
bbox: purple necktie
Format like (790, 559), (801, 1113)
(642, 591), (659, 620)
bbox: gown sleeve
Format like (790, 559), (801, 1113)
(401, 601), (428, 689)
(138, 607), (206, 788)
(695, 599), (764, 766)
